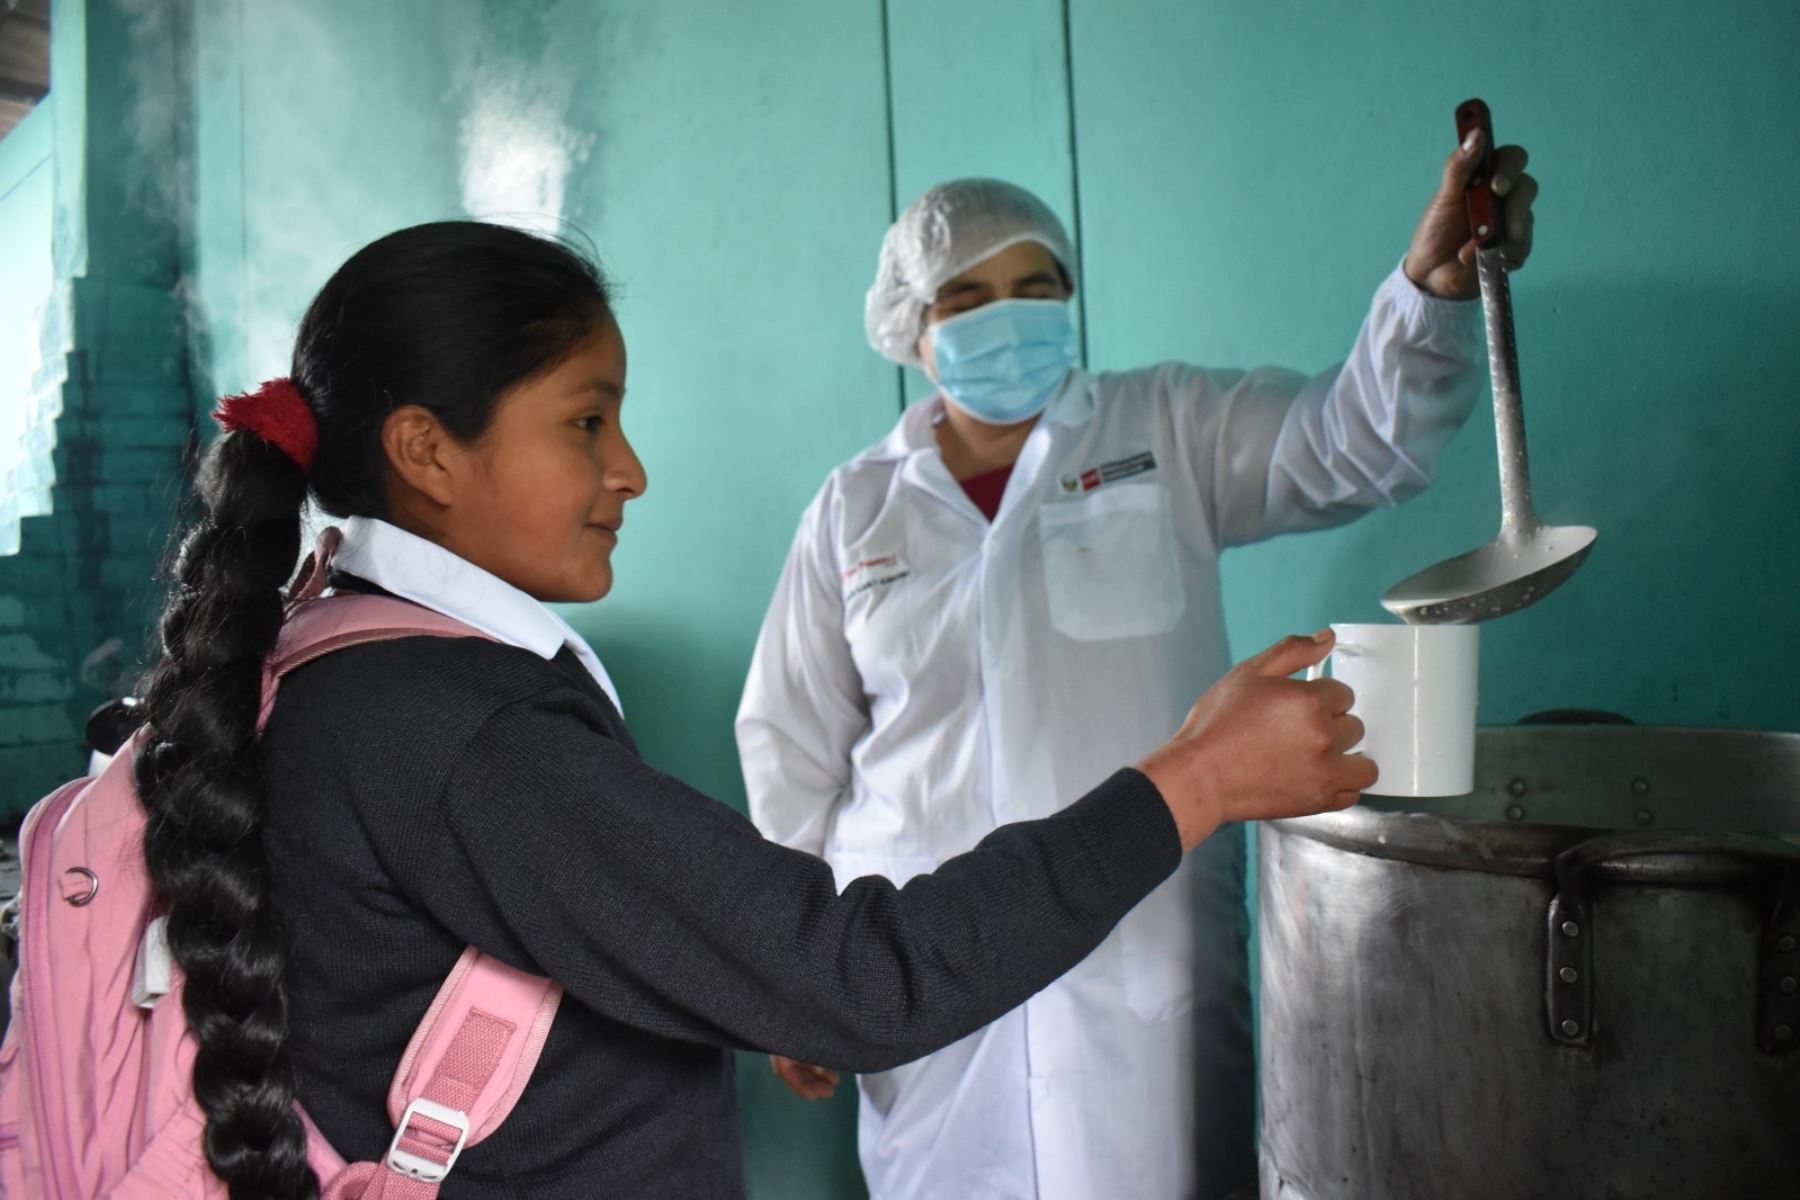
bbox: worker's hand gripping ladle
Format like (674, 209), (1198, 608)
(1381, 99), (1595, 624)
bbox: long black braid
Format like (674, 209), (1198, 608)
(135, 432), (314, 1197)
(133, 221), (612, 1198)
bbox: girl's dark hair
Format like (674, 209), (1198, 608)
(133, 221), (612, 1198)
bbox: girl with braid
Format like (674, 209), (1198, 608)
(126, 220), (1371, 1197)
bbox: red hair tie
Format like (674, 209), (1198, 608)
(213, 378), (319, 473)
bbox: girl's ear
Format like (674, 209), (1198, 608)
(380, 404), (460, 509)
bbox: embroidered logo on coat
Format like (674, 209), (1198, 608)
(1059, 450), (1157, 494)
(842, 554), (911, 601)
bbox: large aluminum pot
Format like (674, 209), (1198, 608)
(1258, 722), (1800, 1200)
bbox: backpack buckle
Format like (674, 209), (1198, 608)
(385, 1097), (471, 1184)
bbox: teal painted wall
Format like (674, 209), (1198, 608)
(558, 5), (897, 1193)
(885, 0), (1083, 405)
(1070, 0), (1800, 730)
(10, 0), (1794, 1192)
(187, 0), (465, 404)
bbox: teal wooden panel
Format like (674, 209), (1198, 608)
(1070, 0), (1800, 731)
(231, 0), (463, 386)
(885, 0), (1080, 403)
(556, 4), (899, 1195)
(182, 3), (895, 1194)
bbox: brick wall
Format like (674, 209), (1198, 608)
(0, 0), (196, 819)
(0, 277), (193, 817)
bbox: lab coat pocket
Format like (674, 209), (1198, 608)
(1039, 483), (1186, 641)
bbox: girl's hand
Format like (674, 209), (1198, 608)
(1138, 631), (1375, 850)
(771, 1054), (841, 1101)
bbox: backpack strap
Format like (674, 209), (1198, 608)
(320, 960), (564, 1199)
(364, 951), (563, 1195)
(260, 529), (500, 726)
(287, 524), (343, 604)
(269, 595), (491, 682)
(269, 529), (565, 1198)
(267, 523), (494, 689)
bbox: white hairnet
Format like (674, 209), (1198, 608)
(864, 178), (1077, 366)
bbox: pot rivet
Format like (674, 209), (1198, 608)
(1780, 935), (1797, 953)
(1776, 1025), (1794, 1042)
(1781, 977), (1797, 996)
(1559, 967), (1578, 984)
(1631, 777), (1650, 796)
(1508, 778), (1528, 797)
(1560, 1019), (1580, 1037)
(1633, 809), (1653, 826)
(1506, 805), (1525, 821)
(1561, 921), (1580, 938)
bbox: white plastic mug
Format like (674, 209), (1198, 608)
(1306, 623), (1481, 798)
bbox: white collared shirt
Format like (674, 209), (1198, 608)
(331, 515), (623, 715)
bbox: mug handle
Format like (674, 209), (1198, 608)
(1304, 641), (1362, 681)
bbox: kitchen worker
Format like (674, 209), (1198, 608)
(737, 129), (1536, 1199)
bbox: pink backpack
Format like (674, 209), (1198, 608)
(0, 536), (563, 1198)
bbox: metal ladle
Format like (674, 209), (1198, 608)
(1382, 99), (1595, 624)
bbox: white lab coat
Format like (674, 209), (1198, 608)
(736, 266), (1479, 1199)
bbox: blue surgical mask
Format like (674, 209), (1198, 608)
(928, 299), (1078, 426)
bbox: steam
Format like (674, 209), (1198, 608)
(448, 2), (596, 236)
(456, 67), (595, 236)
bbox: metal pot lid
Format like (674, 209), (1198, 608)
(1268, 724), (1800, 881)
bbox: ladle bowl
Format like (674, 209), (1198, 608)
(1381, 521), (1595, 624)
(1381, 99), (1595, 625)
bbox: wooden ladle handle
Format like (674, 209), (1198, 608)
(1457, 98), (1503, 249)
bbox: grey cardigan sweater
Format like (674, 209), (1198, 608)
(262, 603), (1179, 1197)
